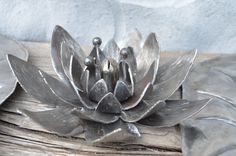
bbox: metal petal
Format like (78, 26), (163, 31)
(155, 50), (197, 84)
(70, 55), (84, 91)
(181, 55), (236, 155)
(116, 61), (134, 99)
(119, 28), (142, 57)
(89, 79), (108, 102)
(146, 50), (197, 101)
(7, 55), (74, 106)
(80, 70), (89, 93)
(121, 60), (157, 110)
(21, 107), (84, 136)
(121, 100), (165, 123)
(84, 120), (140, 143)
(181, 98), (236, 156)
(0, 35), (28, 105)
(103, 39), (120, 62)
(138, 99), (211, 127)
(136, 33), (160, 81)
(61, 42), (84, 90)
(89, 46), (106, 63)
(96, 93), (122, 114)
(119, 47), (137, 77)
(114, 80), (132, 102)
(77, 91), (97, 109)
(72, 107), (119, 124)
(183, 56), (236, 105)
(51, 25), (86, 84)
(40, 69), (81, 105)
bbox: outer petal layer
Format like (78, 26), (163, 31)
(146, 50), (197, 102)
(138, 99), (211, 127)
(7, 55), (78, 106)
(84, 120), (140, 143)
(21, 107), (84, 136)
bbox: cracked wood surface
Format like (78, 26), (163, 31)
(0, 42), (220, 156)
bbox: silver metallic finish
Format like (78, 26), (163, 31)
(121, 100), (165, 123)
(0, 34), (28, 105)
(136, 33), (160, 81)
(118, 28), (142, 57)
(119, 47), (137, 78)
(114, 80), (132, 102)
(7, 26), (211, 143)
(181, 55), (236, 156)
(70, 55), (84, 91)
(139, 99), (211, 127)
(73, 107), (119, 124)
(96, 93), (122, 114)
(89, 79), (108, 102)
(51, 25), (86, 85)
(84, 120), (140, 143)
(22, 107), (84, 136)
(103, 39), (120, 62)
(7, 55), (72, 106)
(183, 55), (236, 105)
(121, 60), (157, 110)
(145, 50), (197, 102)
(92, 37), (102, 47)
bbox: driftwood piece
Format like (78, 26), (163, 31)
(0, 42), (220, 156)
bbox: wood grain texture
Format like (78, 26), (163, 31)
(0, 42), (221, 156)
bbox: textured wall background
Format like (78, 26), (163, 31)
(0, 0), (236, 53)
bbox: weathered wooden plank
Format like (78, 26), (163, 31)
(0, 42), (221, 155)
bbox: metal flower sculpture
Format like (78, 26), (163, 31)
(7, 25), (210, 143)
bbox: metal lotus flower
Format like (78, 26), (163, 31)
(7, 25), (210, 143)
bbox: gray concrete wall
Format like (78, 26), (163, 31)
(0, 0), (236, 53)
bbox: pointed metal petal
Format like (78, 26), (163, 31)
(146, 50), (197, 101)
(119, 28), (142, 57)
(155, 50), (197, 84)
(60, 42), (73, 79)
(77, 91), (97, 109)
(89, 47), (106, 63)
(21, 107), (84, 136)
(73, 107), (119, 124)
(80, 70), (89, 93)
(103, 39), (120, 62)
(89, 79), (108, 102)
(61, 42), (84, 91)
(121, 60), (157, 110)
(119, 61), (134, 85)
(84, 120), (140, 143)
(139, 99), (211, 127)
(136, 33), (160, 81)
(70, 55), (84, 91)
(40, 70), (81, 105)
(119, 47), (137, 77)
(7, 55), (75, 106)
(114, 80), (132, 102)
(96, 93), (122, 114)
(0, 34), (28, 105)
(121, 100), (165, 123)
(51, 25), (86, 84)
